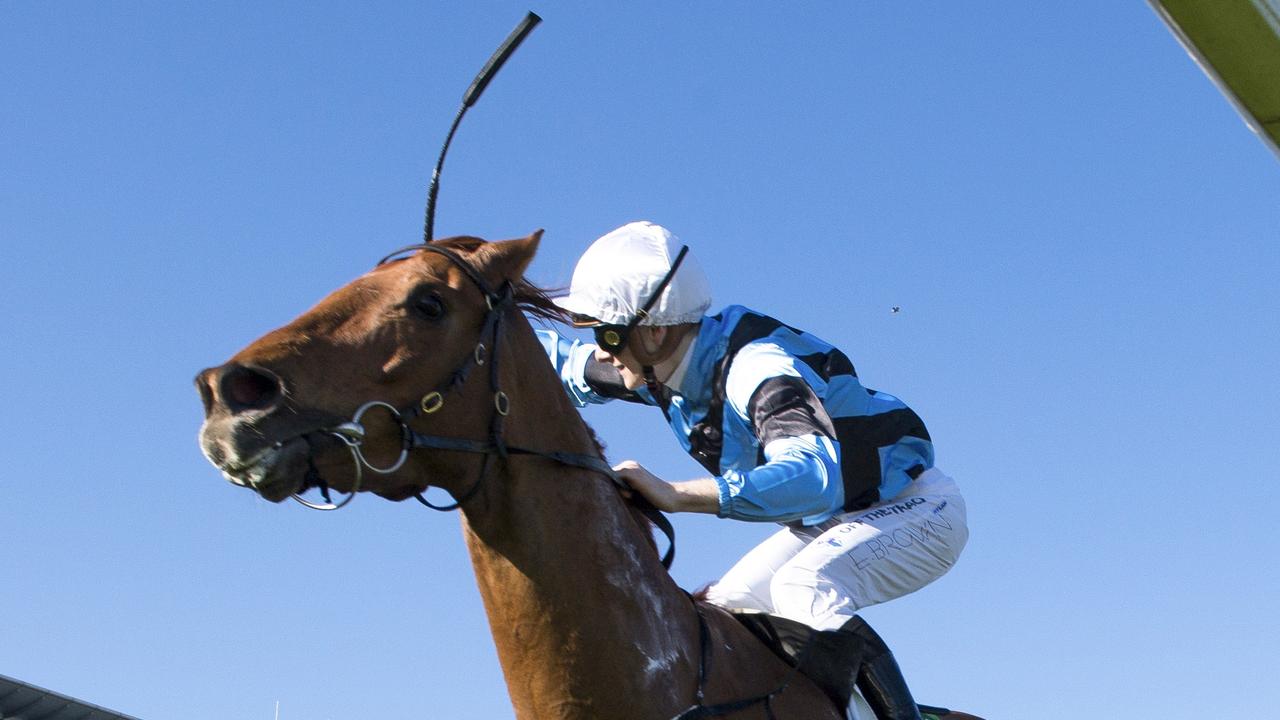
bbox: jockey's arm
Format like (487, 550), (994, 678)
(614, 390), (842, 524)
(611, 462), (721, 514)
(617, 357), (845, 526)
(716, 344), (846, 526)
(536, 328), (643, 406)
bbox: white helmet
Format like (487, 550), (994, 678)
(553, 221), (712, 327)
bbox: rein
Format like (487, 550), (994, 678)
(260, 12), (804, 716)
(288, 243), (676, 570)
(272, 241), (828, 718)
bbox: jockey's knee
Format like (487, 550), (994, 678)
(769, 566), (856, 630)
(704, 581), (773, 614)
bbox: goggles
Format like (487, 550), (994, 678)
(575, 245), (689, 355)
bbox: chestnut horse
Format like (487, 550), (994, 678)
(196, 233), (981, 720)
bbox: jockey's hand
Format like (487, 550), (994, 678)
(612, 460), (720, 515)
(613, 460), (676, 510)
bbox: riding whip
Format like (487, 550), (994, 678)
(423, 11), (542, 243)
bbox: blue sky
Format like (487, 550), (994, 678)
(2, 2), (1278, 718)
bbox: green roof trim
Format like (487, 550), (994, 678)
(1151, 0), (1280, 159)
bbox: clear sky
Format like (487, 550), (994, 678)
(2, 2), (1278, 719)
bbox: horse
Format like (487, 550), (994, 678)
(196, 232), (983, 720)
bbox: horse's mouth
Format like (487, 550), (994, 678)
(211, 438), (309, 502)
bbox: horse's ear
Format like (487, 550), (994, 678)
(477, 229), (542, 283)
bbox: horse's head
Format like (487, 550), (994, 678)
(196, 232), (556, 504)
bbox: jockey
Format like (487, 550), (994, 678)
(537, 221), (969, 720)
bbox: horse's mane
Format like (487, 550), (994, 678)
(512, 277), (569, 324)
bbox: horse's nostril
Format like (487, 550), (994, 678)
(219, 365), (284, 413)
(195, 369), (217, 417)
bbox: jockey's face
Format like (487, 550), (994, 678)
(594, 340), (647, 390)
(593, 326), (663, 391)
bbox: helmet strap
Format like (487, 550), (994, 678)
(634, 326), (688, 421)
(642, 364), (673, 420)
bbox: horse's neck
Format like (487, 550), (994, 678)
(460, 469), (698, 718)
(458, 318), (700, 719)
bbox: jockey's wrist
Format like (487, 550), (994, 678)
(670, 479), (721, 514)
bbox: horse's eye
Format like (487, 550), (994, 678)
(414, 293), (446, 320)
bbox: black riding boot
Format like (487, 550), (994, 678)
(841, 616), (923, 720)
(731, 611), (922, 720)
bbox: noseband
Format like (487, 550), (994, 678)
(288, 243), (675, 568)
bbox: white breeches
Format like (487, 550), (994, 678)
(705, 467), (968, 631)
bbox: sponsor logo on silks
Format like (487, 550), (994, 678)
(856, 497), (926, 523)
(850, 512), (956, 571)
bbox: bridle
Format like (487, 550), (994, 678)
(249, 12), (802, 715)
(286, 244), (811, 720)
(285, 242), (676, 569)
